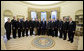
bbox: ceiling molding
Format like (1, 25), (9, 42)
(20, 1), (66, 6)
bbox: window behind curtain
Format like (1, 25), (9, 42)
(51, 11), (57, 20)
(31, 11), (37, 21)
(41, 12), (46, 21)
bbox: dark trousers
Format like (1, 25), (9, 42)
(12, 29), (16, 38)
(59, 29), (63, 38)
(40, 28), (42, 35)
(42, 28), (45, 35)
(30, 28), (33, 35)
(54, 28), (58, 37)
(47, 28), (51, 36)
(6, 31), (11, 40)
(47, 29), (49, 36)
(37, 28), (41, 35)
(22, 29), (25, 37)
(63, 30), (67, 40)
(26, 29), (28, 36)
(68, 31), (74, 42)
(48, 29), (52, 36)
(51, 28), (54, 37)
(18, 29), (21, 38)
(35, 28), (38, 35)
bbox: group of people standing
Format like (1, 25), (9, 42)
(5, 16), (76, 43)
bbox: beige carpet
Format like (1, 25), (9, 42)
(6, 35), (78, 50)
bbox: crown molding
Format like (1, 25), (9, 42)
(20, 1), (66, 6)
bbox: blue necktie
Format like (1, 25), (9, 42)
(43, 21), (44, 24)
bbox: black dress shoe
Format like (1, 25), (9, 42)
(67, 40), (70, 41)
(63, 39), (66, 40)
(8, 39), (10, 40)
(59, 37), (62, 38)
(70, 41), (73, 43)
(10, 37), (12, 39)
(52, 36), (54, 37)
(14, 38), (16, 39)
(55, 36), (57, 37)
(35, 34), (37, 36)
(47, 35), (49, 36)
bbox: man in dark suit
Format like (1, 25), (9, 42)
(62, 18), (68, 40)
(51, 19), (55, 37)
(68, 18), (76, 43)
(11, 16), (17, 39)
(33, 19), (36, 35)
(46, 20), (49, 36)
(4, 18), (11, 40)
(54, 19), (59, 37)
(37, 19), (41, 35)
(41, 19), (46, 35)
(16, 18), (22, 38)
(46, 20), (48, 36)
(58, 19), (63, 38)
(34, 19), (39, 35)
(29, 19), (34, 36)
(25, 17), (29, 36)
(21, 18), (25, 37)
(56, 18), (59, 37)
(46, 18), (52, 36)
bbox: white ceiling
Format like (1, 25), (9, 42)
(23, 1), (62, 5)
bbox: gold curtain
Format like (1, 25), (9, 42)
(37, 11), (41, 19)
